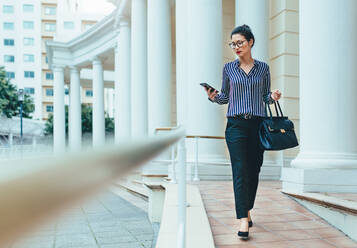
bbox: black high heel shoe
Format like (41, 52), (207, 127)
(238, 229), (249, 240)
(238, 222), (250, 240)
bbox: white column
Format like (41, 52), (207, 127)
(92, 58), (105, 147)
(69, 67), (82, 150)
(175, 0), (187, 129)
(184, 0), (226, 163)
(53, 66), (66, 153)
(283, 0), (357, 192)
(236, 0), (282, 179)
(115, 16), (132, 143)
(104, 88), (109, 116)
(147, 0), (172, 135)
(131, 0), (148, 137)
(107, 88), (114, 118)
(236, 0), (269, 64)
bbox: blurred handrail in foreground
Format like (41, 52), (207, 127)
(0, 128), (185, 246)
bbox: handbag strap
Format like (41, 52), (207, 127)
(265, 101), (284, 118)
(265, 103), (273, 120)
(276, 101), (284, 116)
(273, 102), (280, 117)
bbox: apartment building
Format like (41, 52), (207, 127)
(0, 1), (42, 119)
(0, 0), (110, 120)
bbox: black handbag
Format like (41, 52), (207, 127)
(258, 101), (299, 151)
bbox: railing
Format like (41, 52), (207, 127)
(0, 144), (52, 159)
(155, 127), (224, 182)
(0, 129), (185, 246)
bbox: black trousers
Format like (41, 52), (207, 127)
(225, 117), (264, 219)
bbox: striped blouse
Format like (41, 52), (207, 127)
(213, 59), (274, 117)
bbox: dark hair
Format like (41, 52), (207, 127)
(231, 24), (255, 47)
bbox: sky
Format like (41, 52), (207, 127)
(79, 0), (116, 15)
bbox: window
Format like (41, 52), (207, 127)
(24, 37), (34, 46)
(45, 56), (48, 64)
(45, 72), (53, 80)
(46, 105), (53, 112)
(46, 88), (53, 96)
(4, 55), (15, 63)
(23, 21), (34, 29)
(84, 24), (94, 30)
(24, 54), (35, 62)
(64, 21), (74, 30)
(45, 6), (56, 15)
(24, 87), (35, 94)
(85, 90), (93, 97)
(3, 5), (14, 13)
(24, 71), (35, 78)
(44, 23), (56, 32)
(3, 22), (14, 30)
(4, 39), (14, 46)
(23, 4), (34, 12)
(5, 72), (15, 79)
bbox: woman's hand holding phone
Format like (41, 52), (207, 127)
(205, 87), (218, 101)
(200, 83), (218, 101)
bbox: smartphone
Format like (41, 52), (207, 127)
(200, 83), (218, 93)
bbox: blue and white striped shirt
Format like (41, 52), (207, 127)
(213, 59), (274, 117)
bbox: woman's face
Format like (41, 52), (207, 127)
(230, 33), (253, 58)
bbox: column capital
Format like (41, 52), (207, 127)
(119, 15), (131, 27)
(92, 57), (102, 65)
(69, 66), (81, 73)
(52, 64), (65, 72)
(115, 14), (130, 30)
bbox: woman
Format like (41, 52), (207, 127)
(205, 24), (281, 239)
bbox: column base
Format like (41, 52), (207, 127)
(142, 159), (282, 181)
(291, 152), (357, 169)
(281, 167), (357, 193)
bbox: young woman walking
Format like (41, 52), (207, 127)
(204, 24), (281, 239)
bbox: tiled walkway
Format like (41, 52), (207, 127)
(198, 180), (357, 248)
(10, 191), (154, 248)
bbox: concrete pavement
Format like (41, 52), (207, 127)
(11, 190), (154, 248)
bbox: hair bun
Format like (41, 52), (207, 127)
(230, 24), (255, 47)
(242, 24), (251, 31)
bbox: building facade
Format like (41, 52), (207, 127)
(0, 0), (111, 120)
(0, 0), (42, 119)
(47, 0), (357, 193)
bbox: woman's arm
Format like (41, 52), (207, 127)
(263, 66), (275, 104)
(211, 65), (230, 104)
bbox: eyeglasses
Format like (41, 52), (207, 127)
(228, 40), (246, 49)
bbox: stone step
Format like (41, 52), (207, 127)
(114, 179), (149, 199)
(282, 190), (357, 242)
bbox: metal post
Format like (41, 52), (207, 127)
(20, 102), (23, 145)
(32, 136), (37, 151)
(170, 144), (177, 183)
(193, 136), (200, 181)
(177, 138), (186, 248)
(9, 132), (13, 147)
(18, 89), (24, 150)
